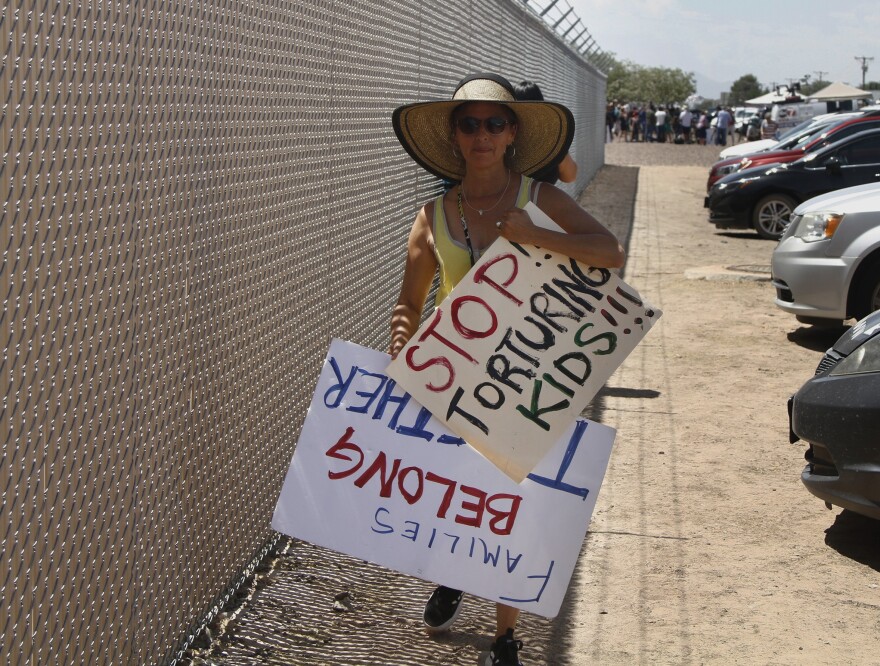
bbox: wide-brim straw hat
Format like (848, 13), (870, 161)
(392, 73), (575, 181)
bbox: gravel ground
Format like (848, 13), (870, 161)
(602, 140), (728, 167)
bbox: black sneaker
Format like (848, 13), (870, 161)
(422, 585), (464, 632)
(484, 628), (523, 666)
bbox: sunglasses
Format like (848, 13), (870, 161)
(455, 116), (511, 135)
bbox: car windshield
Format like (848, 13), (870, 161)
(773, 121), (836, 150)
(776, 118), (817, 141)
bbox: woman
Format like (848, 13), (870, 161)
(390, 73), (625, 666)
(512, 80), (578, 184)
(696, 110), (709, 146)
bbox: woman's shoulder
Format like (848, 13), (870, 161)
(531, 178), (570, 212)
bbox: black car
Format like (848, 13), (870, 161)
(705, 128), (880, 239)
(789, 309), (880, 520)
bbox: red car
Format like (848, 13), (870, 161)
(706, 111), (880, 190)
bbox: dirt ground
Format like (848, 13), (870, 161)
(571, 141), (880, 665)
(185, 141), (880, 666)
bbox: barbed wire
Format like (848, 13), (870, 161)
(520, 0), (613, 73)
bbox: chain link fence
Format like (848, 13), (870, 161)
(2, 1), (606, 663)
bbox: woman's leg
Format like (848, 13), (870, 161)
(495, 602), (520, 638)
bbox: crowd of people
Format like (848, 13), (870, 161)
(605, 101), (743, 146)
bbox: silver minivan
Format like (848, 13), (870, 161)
(772, 182), (880, 324)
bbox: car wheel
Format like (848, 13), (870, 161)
(851, 261), (880, 321)
(752, 194), (796, 240)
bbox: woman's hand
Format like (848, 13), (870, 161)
(495, 186), (626, 269)
(494, 207), (540, 245)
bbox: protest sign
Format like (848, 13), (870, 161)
(272, 339), (615, 618)
(386, 203), (661, 482)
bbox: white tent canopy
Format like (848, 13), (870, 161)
(745, 90), (790, 105)
(809, 81), (872, 101)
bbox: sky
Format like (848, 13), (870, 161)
(567, 0), (880, 99)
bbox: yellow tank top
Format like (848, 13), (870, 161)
(433, 176), (537, 306)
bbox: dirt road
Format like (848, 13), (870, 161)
(186, 142), (880, 666)
(570, 142), (880, 665)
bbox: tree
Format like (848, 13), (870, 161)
(606, 58), (696, 104)
(729, 74), (765, 105)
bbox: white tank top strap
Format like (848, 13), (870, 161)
(529, 178), (543, 203)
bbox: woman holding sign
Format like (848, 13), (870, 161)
(389, 73), (625, 666)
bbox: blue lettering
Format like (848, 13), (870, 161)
(437, 434), (467, 446)
(371, 507), (394, 534)
(395, 406), (435, 441)
(527, 420), (590, 500)
(402, 520), (420, 542)
(324, 357), (358, 408)
(505, 551), (523, 573)
(480, 539), (501, 566)
(372, 378), (411, 427)
(500, 560), (555, 604)
(347, 369), (388, 414)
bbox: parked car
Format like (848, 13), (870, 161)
(788, 308), (880, 520)
(732, 106), (761, 139)
(707, 112), (866, 190)
(736, 112), (880, 174)
(718, 112), (864, 160)
(772, 183), (880, 323)
(705, 128), (880, 239)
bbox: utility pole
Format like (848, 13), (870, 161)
(813, 70), (828, 83)
(854, 56), (874, 88)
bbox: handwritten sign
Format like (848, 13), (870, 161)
(386, 203), (660, 482)
(271, 339), (615, 618)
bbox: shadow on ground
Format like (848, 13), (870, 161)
(824, 510), (880, 573)
(715, 231), (776, 241)
(786, 323), (851, 353)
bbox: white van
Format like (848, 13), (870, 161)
(771, 101), (828, 133)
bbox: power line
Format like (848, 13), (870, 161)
(854, 56), (874, 88)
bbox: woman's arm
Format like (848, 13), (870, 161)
(496, 184), (625, 268)
(389, 205), (438, 359)
(556, 153), (578, 183)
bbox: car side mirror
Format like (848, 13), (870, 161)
(824, 156), (842, 173)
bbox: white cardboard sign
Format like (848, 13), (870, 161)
(271, 339), (615, 618)
(386, 203), (661, 482)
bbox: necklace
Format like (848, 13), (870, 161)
(456, 190), (477, 267)
(461, 170), (511, 216)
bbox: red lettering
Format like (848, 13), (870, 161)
(353, 451), (401, 498)
(486, 493), (522, 535)
(425, 471), (457, 519)
(454, 484), (487, 528)
(327, 444), (518, 534)
(473, 253), (523, 305)
(325, 427), (364, 479)
(418, 308), (478, 364)
(404, 346), (455, 392)
(397, 466), (425, 504)
(451, 295), (498, 340)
